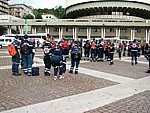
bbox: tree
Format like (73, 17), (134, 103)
(33, 6), (66, 19)
(23, 14), (34, 19)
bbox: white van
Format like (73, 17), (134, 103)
(0, 36), (15, 48)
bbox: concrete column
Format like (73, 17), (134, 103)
(34, 26), (37, 34)
(132, 28), (135, 40)
(21, 26), (24, 34)
(146, 29), (148, 43)
(87, 27), (91, 40)
(74, 27), (77, 40)
(116, 28), (118, 38)
(101, 27), (104, 38)
(73, 27), (75, 40)
(59, 27), (61, 41)
(103, 27), (105, 38)
(118, 28), (121, 39)
(45, 26), (48, 34)
(7, 26), (10, 34)
(31, 26), (34, 34)
(47, 26), (50, 34)
(60, 27), (63, 40)
(131, 28), (133, 41)
(148, 29), (150, 43)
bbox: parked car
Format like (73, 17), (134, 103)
(0, 36), (15, 47)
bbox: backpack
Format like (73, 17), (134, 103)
(85, 43), (89, 48)
(72, 47), (80, 59)
(32, 67), (39, 76)
(21, 44), (31, 55)
(7, 44), (17, 56)
(51, 49), (63, 66)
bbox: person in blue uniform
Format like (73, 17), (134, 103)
(11, 35), (21, 76)
(69, 42), (82, 74)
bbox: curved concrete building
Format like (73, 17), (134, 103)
(66, 0), (150, 19)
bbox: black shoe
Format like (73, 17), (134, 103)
(69, 70), (73, 73)
(135, 62), (138, 65)
(132, 63), (134, 66)
(14, 73), (22, 76)
(145, 71), (150, 73)
(75, 71), (78, 74)
(12, 72), (16, 75)
(44, 72), (50, 76)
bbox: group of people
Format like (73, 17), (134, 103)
(11, 35), (82, 80)
(10, 34), (150, 80)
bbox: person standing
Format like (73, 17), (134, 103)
(109, 43), (115, 65)
(130, 39), (139, 65)
(118, 43), (122, 60)
(11, 35), (21, 76)
(83, 40), (91, 60)
(144, 44), (150, 73)
(21, 35), (33, 76)
(43, 38), (52, 76)
(69, 42), (82, 74)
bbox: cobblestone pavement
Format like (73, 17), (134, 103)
(80, 59), (149, 79)
(84, 90), (150, 113)
(0, 58), (12, 66)
(0, 67), (117, 112)
(0, 49), (150, 113)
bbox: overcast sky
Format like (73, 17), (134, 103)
(9, 0), (66, 8)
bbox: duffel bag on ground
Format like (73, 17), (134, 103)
(32, 67), (39, 76)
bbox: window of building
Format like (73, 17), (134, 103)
(66, 27), (73, 32)
(121, 28), (128, 33)
(134, 28), (141, 33)
(106, 28), (114, 32)
(46, 16), (48, 18)
(54, 27), (59, 32)
(92, 27), (101, 32)
(79, 28), (87, 32)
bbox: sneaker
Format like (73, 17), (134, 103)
(28, 73), (32, 76)
(53, 76), (57, 81)
(69, 70), (73, 73)
(75, 71), (78, 74)
(44, 72), (50, 76)
(59, 75), (64, 80)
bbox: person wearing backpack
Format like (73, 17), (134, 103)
(43, 38), (52, 76)
(51, 45), (63, 80)
(11, 35), (21, 76)
(20, 34), (33, 76)
(69, 42), (82, 74)
(83, 40), (91, 60)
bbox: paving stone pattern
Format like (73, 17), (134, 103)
(80, 60), (149, 79)
(84, 90), (150, 113)
(0, 67), (117, 112)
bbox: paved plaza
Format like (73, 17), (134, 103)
(0, 48), (150, 113)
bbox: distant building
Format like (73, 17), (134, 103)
(9, 4), (34, 17)
(42, 14), (58, 19)
(0, 0), (9, 15)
